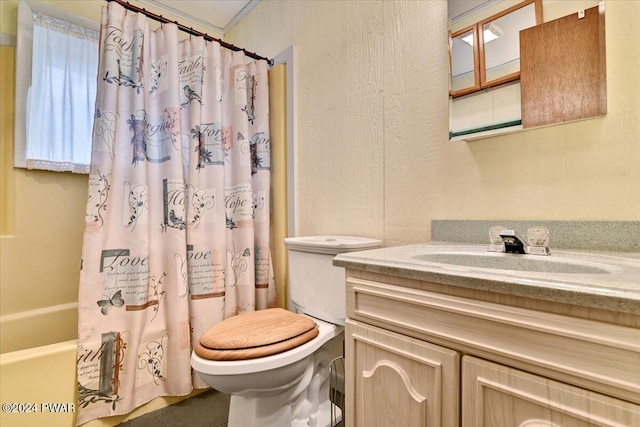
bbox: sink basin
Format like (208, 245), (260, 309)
(411, 253), (611, 274)
(333, 243), (640, 314)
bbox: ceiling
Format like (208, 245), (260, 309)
(136, 0), (259, 35)
(135, 0), (495, 35)
(448, 0), (495, 21)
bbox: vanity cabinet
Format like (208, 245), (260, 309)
(345, 319), (460, 427)
(344, 273), (640, 426)
(463, 357), (639, 426)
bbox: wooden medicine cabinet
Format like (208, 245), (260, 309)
(520, 5), (607, 128)
(448, 0), (606, 141)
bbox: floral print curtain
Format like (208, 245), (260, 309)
(77, 2), (275, 423)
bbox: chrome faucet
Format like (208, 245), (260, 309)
(499, 229), (527, 254)
(488, 226), (550, 255)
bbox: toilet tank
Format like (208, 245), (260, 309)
(284, 236), (382, 325)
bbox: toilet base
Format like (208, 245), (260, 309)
(226, 336), (343, 427)
(228, 394), (293, 427)
(227, 394), (339, 427)
(293, 400), (341, 427)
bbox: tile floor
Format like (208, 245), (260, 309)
(116, 389), (344, 427)
(117, 389), (230, 427)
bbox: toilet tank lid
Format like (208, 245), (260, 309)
(284, 236), (382, 254)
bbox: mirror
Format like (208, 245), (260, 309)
(479, 0), (541, 87)
(450, 26), (479, 97)
(448, 0), (546, 140)
(448, 0), (605, 140)
(449, 0), (541, 98)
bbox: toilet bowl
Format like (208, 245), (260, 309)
(191, 236), (382, 427)
(191, 313), (343, 427)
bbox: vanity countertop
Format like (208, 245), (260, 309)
(333, 243), (640, 315)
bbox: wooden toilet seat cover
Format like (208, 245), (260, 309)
(194, 308), (319, 361)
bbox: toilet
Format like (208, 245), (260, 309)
(191, 236), (382, 427)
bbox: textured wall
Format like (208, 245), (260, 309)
(382, 1), (449, 246)
(2, 0), (638, 322)
(227, 0), (639, 246)
(226, 0), (448, 244)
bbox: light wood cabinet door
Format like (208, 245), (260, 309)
(345, 319), (460, 427)
(462, 356), (640, 427)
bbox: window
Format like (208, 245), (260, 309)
(15, 1), (99, 174)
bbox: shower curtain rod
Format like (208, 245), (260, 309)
(105, 0), (273, 65)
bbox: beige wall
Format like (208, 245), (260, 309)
(0, 0), (103, 320)
(2, 0), (638, 316)
(0, 1), (208, 424)
(0, 0), (637, 420)
(0, 53), (88, 319)
(227, 0), (639, 246)
(0, 0), (222, 319)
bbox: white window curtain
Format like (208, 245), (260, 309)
(25, 11), (98, 173)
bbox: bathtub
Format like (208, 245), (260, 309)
(0, 302), (79, 427)
(0, 303), (203, 427)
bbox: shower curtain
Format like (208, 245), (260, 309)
(77, 2), (276, 424)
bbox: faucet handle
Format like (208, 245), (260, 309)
(527, 226), (549, 246)
(488, 226), (507, 252)
(489, 225), (507, 245)
(527, 226), (550, 255)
